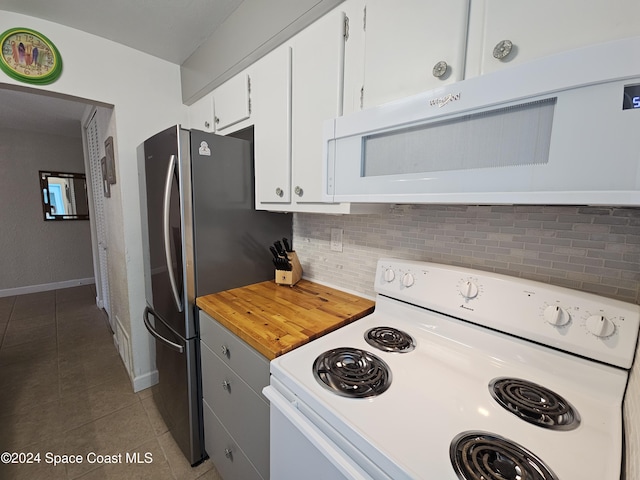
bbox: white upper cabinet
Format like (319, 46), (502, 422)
(342, 0), (367, 115)
(188, 92), (215, 132)
(213, 73), (251, 132)
(253, 6), (385, 214)
(465, 0), (640, 78)
(290, 8), (346, 205)
(347, 0), (469, 110)
(252, 45), (292, 205)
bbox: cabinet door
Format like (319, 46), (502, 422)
(361, 0), (469, 109)
(252, 45), (292, 205)
(291, 8), (346, 204)
(342, 0), (367, 116)
(188, 92), (215, 132)
(465, 0), (640, 78)
(213, 73), (251, 132)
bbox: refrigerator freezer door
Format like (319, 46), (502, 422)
(189, 128), (292, 296)
(144, 307), (204, 465)
(143, 125), (190, 338)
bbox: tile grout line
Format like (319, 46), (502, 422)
(0, 295), (17, 350)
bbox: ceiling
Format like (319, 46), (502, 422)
(0, 0), (246, 65)
(0, 0), (246, 137)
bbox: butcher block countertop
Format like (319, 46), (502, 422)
(196, 279), (375, 360)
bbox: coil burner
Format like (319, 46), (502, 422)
(450, 431), (559, 480)
(490, 377), (580, 431)
(365, 326), (416, 353)
(313, 348), (391, 398)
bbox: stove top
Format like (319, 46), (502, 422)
(269, 259), (640, 479)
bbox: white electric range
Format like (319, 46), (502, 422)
(263, 258), (640, 480)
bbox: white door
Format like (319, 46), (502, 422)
(361, 0), (469, 109)
(291, 8), (346, 204)
(253, 44), (293, 205)
(84, 110), (111, 322)
(465, 0), (640, 78)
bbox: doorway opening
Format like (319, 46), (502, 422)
(0, 84), (114, 325)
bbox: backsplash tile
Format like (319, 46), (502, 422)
(293, 204), (640, 480)
(293, 205), (640, 303)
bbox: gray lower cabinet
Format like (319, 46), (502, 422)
(199, 310), (270, 479)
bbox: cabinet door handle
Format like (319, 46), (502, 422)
(432, 60), (448, 78)
(221, 345), (229, 357)
(493, 40), (514, 60)
(222, 380), (231, 391)
(224, 448), (233, 459)
(275, 187), (284, 197)
(294, 186), (303, 197)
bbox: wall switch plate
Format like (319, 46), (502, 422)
(330, 228), (343, 252)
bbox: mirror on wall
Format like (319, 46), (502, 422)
(39, 171), (89, 221)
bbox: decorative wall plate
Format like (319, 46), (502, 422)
(0, 27), (62, 84)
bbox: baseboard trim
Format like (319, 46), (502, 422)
(0, 277), (95, 298)
(132, 370), (159, 393)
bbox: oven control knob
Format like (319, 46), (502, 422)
(383, 268), (396, 282)
(401, 273), (415, 287)
(459, 281), (479, 299)
(543, 305), (570, 326)
(586, 315), (616, 338)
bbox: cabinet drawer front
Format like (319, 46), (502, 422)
(200, 310), (270, 397)
(203, 399), (264, 480)
(201, 342), (270, 478)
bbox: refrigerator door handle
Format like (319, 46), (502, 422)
(163, 154), (183, 313)
(143, 306), (185, 354)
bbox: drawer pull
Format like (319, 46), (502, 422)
(224, 448), (233, 459)
(222, 380), (231, 391)
(221, 345), (229, 357)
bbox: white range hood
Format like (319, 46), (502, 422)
(323, 36), (640, 206)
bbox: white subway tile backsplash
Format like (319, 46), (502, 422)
(293, 205), (640, 303)
(292, 204), (640, 479)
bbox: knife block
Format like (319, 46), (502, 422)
(275, 251), (303, 287)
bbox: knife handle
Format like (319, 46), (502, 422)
(274, 241), (289, 260)
(282, 238), (291, 252)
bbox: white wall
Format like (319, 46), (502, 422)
(0, 128), (93, 292)
(0, 11), (187, 390)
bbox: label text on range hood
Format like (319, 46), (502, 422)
(430, 92), (461, 108)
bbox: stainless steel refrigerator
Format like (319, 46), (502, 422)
(139, 125), (292, 466)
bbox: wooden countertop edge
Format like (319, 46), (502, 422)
(196, 280), (375, 360)
(203, 305), (374, 360)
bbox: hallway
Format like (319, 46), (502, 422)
(0, 285), (220, 480)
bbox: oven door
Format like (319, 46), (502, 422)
(264, 383), (390, 480)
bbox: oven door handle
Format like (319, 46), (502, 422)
(263, 386), (379, 480)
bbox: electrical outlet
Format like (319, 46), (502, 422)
(330, 228), (343, 252)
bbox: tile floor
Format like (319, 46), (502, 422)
(0, 285), (222, 480)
